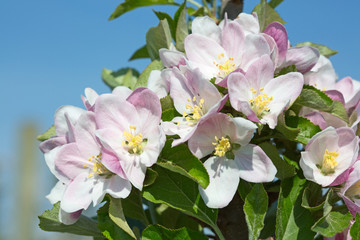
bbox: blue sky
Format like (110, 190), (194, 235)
(1, 0), (360, 238)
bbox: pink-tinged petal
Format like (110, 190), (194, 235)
(192, 16), (221, 43)
(321, 112), (348, 129)
(61, 172), (94, 213)
(325, 90), (345, 105)
(234, 13), (260, 35)
(228, 72), (258, 122)
(54, 105), (85, 137)
(159, 48), (186, 68)
(112, 86), (133, 100)
(245, 55), (274, 89)
(59, 209), (83, 225)
(343, 195), (360, 217)
(304, 55), (337, 89)
(147, 70), (168, 99)
(261, 33), (279, 67)
(199, 157), (240, 208)
(304, 112), (327, 130)
(235, 144), (277, 183)
(95, 94), (139, 131)
(221, 21), (245, 64)
(241, 34), (271, 71)
(185, 34), (226, 75)
(54, 143), (89, 181)
(43, 144), (70, 184)
(336, 77), (360, 109)
(81, 88), (98, 111)
(329, 168), (352, 186)
(73, 112), (100, 158)
(264, 22), (288, 65)
(39, 136), (67, 153)
(126, 87), (162, 120)
(119, 154), (147, 191)
(232, 117), (257, 145)
(46, 181), (66, 204)
(284, 46), (320, 74)
(215, 68), (245, 88)
(92, 175), (131, 206)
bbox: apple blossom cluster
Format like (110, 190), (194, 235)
(40, 11), (360, 236)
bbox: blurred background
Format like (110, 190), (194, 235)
(1, 0), (359, 239)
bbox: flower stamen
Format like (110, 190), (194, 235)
(248, 87), (273, 117)
(122, 126), (146, 154)
(183, 97), (205, 126)
(212, 136), (231, 157)
(213, 53), (236, 78)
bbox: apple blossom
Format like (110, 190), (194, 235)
(188, 113), (277, 208)
(95, 87), (165, 190)
(228, 55), (304, 128)
(161, 66), (227, 146)
(300, 127), (359, 187)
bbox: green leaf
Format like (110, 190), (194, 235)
(102, 67), (139, 90)
(252, 0), (286, 32)
(146, 19), (172, 60)
(276, 114), (322, 145)
(238, 180), (254, 201)
(174, 1), (188, 52)
(109, 0), (177, 20)
(275, 65), (297, 77)
(268, 0), (284, 8)
(258, 142), (296, 180)
(276, 175), (315, 239)
(350, 213), (360, 239)
(153, 11), (176, 39)
(122, 189), (149, 226)
(311, 211), (353, 237)
(38, 202), (103, 237)
(37, 125), (56, 141)
(244, 183), (268, 240)
(157, 139), (209, 188)
(144, 168), (159, 187)
(156, 205), (201, 231)
(187, 7), (205, 17)
(296, 42), (338, 58)
(109, 197), (137, 239)
(142, 224), (207, 240)
(286, 116), (322, 144)
(160, 96), (180, 121)
(129, 45), (150, 61)
(294, 85), (349, 123)
(134, 60), (163, 89)
(301, 182), (324, 212)
(97, 201), (135, 240)
(142, 165), (219, 235)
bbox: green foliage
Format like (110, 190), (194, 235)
(252, 0), (286, 32)
(259, 142), (296, 180)
(311, 211), (353, 237)
(144, 168), (159, 187)
(142, 165), (220, 236)
(134, 60), (163, 88)
(238, 180), (253, 201)
(275, 175), (315, 239)
(146, 19), (172, 60)
(38, 202), (103, 237)
(302, 185), (334, 216)
(122, 189), (150, 226)
(109, 0), (178, 20)
(350, 213), (360, 239)
(156, 205), (201, 231)
(296, 42), (338, 58)
(293, 85), (349, 123)
(97, 201), (135, 240)
(142, 224), (207, 240)
(276, 114), (322, 145)
(174, 1), (188, 52)
(37, 125), (56, 141)
(129, 45), (150, 61)
(109, 197), (137, 239)
(153, 11), (176, 39)
(275, 65), (297, 77)
(102, 67), (139, 90)
(160, 96), (180, 121)
(268, 0), (284, 9)
(157, 139), (210, 188)
(243, 183), (268, 240)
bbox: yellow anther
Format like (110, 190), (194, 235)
(83, 164), (87, 167)
(321, 149), (339, 174)
(212, 136), (231, 157)
(248, 88), (273, 117)
(213, 53), (236, 78)
(85, 152), (109, 178)
(122, 126), (145, 154)
(182, 98), (206, 126)
(186, 104), (192, 109)
(193, 96), (196, 102)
